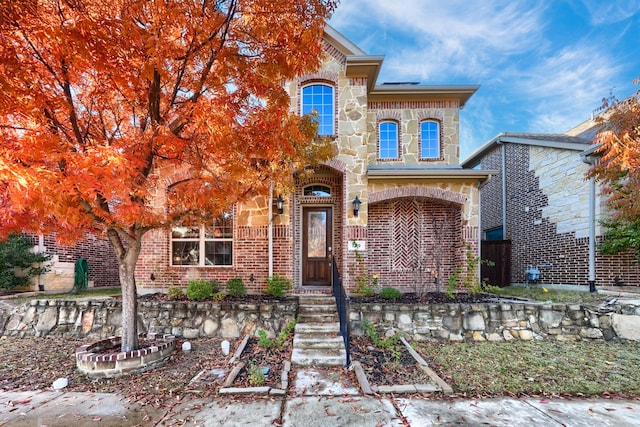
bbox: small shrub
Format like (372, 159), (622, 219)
(362, 320), (401, 362)
(247, 360), (265, 386)
(257, 318), (297, 349)
(257, 329), (275, 348)
(209, 279), (222, 294)
(379, 287), (401, 301)
(212, 291), (226, 301)
(226, 277), (246, 297)
(186, 279), (214, 301)
(167, 285), (184, 300)
(265, 274), (291, 298)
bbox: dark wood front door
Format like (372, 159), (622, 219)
(303, 207), (332, 286)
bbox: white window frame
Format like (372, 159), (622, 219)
(171, 214), (233, 267)
(301, 83), (335, 136)
(378, 120), (399, 160)
(420, 120), (441, 160)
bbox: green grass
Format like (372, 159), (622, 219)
(490, 286), (610, 304)
(417, 340), (640, 396)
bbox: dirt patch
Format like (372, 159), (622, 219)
(232, 337), (291, 389)
(0, 337), (230, 405)
(350, 335), (432, 387)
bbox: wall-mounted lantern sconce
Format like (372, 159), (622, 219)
(276, 195), (285, 214)
(353, 195), (361, 216)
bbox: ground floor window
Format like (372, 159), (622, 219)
(171, 212), (233, 266)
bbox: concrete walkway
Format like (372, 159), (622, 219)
(2, 380), (639, 426)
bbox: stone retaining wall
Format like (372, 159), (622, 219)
(3, 298), (640, 343)
(349, 301), (640, 342)
(1, 299), (297, 340)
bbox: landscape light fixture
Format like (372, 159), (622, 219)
(352, 195), (361, 216)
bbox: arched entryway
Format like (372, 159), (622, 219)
(368, 197), (463, 293)
(292, 165), (345, 290)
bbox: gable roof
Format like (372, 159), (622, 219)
(324, 24), (479, 107)
(461, 132), (594, 168)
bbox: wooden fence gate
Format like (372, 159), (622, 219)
(481, 240), (511, 287)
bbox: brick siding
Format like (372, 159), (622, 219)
(28, 233), (120, 288)
(479, 143), (640, 286)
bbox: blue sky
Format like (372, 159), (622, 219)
(328, 0), (640, 159)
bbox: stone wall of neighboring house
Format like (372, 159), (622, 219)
(478, 144), (640, 287)
(26, 234), (120, 291)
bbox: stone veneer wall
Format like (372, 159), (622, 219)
(350, 301), (640, 342)
(1, 299), (296, 340)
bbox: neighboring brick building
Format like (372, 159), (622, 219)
(135, 25), (492, 295)
(462, 123), (640, 288)
(26, 233), (120, 291)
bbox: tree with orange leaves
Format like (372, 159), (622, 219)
(0, 0), (336, 352)
(589, 81), (640, 261)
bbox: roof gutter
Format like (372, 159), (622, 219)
(366, 168), (496, 180)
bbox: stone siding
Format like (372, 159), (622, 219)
(350, 301), (640, 342)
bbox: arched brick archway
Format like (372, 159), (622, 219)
(368, 196), (463, 293)
(369, 186), (467, 206)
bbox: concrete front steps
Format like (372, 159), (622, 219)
(291, 296), (347, 367)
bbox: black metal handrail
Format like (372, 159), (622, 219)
(331, 255), (351, 368)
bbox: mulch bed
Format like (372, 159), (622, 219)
(350, 335), (431, 387)
(137, 291), (503, 305)
(232, 337), (291, 389)
(351, 292), (501, 305)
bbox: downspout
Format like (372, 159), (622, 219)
(477, 176), (493, 283)
(581, 154), (596, 292)
(498, 139), (507, 238)
(38, 234), (45, 292)
(268, 182), (274, 278)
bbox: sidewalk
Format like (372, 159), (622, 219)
(2, 373), (639, 426)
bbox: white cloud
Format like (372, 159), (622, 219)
(330, 0), (548, 81)
(515, 43), (622, 132)
(578, 0), (640, 25)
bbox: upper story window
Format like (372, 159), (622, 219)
(301, 84), (334, 136)
(171, 212), (233, 267)
(420, 120), (440, 160)
(304, 185), (331, 197)
(378, 121), (399, 160)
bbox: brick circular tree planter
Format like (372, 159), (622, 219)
(75, 333), (176, 378)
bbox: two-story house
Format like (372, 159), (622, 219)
(135, 25), (492, 295)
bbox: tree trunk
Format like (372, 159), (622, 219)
(109, 232), (143, 353)
(119, 254), (139, 352)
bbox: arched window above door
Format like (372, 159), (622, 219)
(303, 185), (331, 197)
